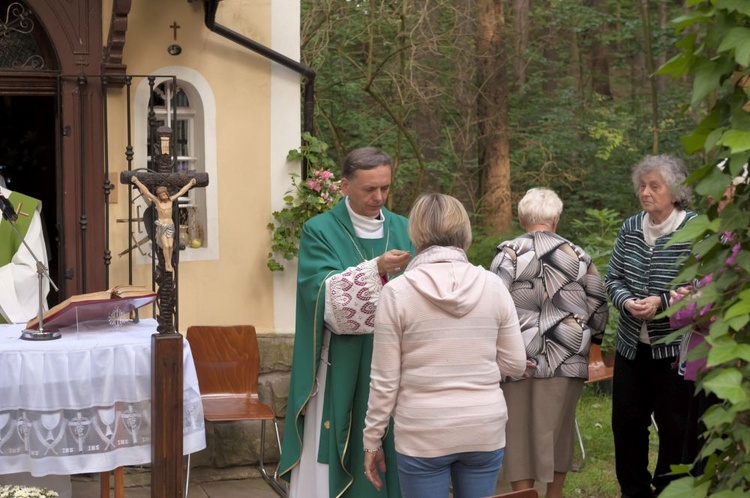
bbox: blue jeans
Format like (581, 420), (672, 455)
(396, 449), (504, 498)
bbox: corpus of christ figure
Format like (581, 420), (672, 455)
(130, 176), (196, 272)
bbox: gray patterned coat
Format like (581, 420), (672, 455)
(491, 231), (609, 380)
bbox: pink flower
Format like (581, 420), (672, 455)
(727, 243), (741, 266)
(307, 179), (321, 192)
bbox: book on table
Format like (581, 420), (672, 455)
(25, 285), (157, 330)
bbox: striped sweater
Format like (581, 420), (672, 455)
(605, 210), (697, 360)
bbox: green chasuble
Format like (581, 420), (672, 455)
(0, 191), (41, 325)
(279, 200), (413, 498)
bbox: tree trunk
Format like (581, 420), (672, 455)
(591, 0), (612, 97)
(638, 0), (659, 153)
(656, 0), (667, 93)
(477, 0), (512, 233)
(513, 0), (529, 87)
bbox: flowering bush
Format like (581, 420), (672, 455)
(0, 485), (58, 498)
(267, 135), (341, 271)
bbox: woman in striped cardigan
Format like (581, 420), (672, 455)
(605, 155), (697, 498)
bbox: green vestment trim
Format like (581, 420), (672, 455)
(0, 192), (41, 325)
(279, 200), (413, 498)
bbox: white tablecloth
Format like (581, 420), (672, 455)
(0, 319), (205, 477)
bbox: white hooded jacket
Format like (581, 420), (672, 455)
(363, 245), (526, 457)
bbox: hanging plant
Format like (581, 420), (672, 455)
(267, 134), (341, 271)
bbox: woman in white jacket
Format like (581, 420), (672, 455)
(362, 193), (527, 498)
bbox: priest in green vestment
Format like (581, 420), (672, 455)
(0, 185), (50, 324)
(279, 147), (414, 498)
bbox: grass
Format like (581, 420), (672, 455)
(565, 382), (659, 498)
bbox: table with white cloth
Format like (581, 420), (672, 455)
(0, 318), (206, 478)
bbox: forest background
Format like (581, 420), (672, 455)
(299, 0), (702, 261)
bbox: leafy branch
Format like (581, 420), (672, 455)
(657, 2), (750, 496)
(267, 134), (341, 271)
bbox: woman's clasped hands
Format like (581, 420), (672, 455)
(625, 296), (662, 320)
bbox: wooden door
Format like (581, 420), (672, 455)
(0, 0), (105, 302)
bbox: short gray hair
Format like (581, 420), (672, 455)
(408, 193), (472, 252)
(342, 147), (393, 179)
(631, 155), (692, 209)
(517, 188), (563, 227)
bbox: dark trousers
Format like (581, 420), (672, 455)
(612, 343), (693, 498)
(683, 386), (720, 475)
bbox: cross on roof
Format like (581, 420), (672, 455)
(170, 21), (181, 40)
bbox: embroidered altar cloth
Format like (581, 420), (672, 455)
(0, 319), (205, 477)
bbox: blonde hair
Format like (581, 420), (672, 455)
(408, 193), (472, 252)
(517, 188), (563, 227)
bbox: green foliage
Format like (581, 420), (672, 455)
(569, 208), (621, 274)
(565, 385), (619, 498)
(564, 383), (660, 497)
(568, 208), (623, 354)
(466, 224), (524, 269)
(657, 1), (750, 495)
(267, 134), (341, 271)
(302, 0), (698, 226)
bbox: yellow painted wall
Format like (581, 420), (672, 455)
(103, 1), (284, 333)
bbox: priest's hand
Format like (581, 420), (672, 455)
(377, 249), (412, 276)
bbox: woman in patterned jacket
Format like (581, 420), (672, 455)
(490, 187), (609, 498)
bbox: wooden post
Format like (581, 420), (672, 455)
(151, 333), (184, 498)
(99, 468), (125, 498)
(99, 471), (108, 497)
(114, 467), (125, 498)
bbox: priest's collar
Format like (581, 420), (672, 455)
(345, 196), (384, 239)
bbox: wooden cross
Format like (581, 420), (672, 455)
(120, 134), (197, 498)
(120, 126), (208, 333)
(170, 21), (181, 40)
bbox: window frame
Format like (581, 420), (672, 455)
(133, 66), (219, 264)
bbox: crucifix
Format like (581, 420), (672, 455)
(170, 21), (181, 40)
(120, 126), (208, 333)
(120, 131), (203, 498)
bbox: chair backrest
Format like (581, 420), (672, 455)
(186, 325), (260, 396)
(586, 343), (614, 384)
(489, 489), (539, 498)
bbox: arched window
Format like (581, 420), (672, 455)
(134, 67), (218, 264)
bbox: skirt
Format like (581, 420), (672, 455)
(502, 376), (584, 483)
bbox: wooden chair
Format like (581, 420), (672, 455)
(185, 325), (286, 497)
(488, 489), (539, 498)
